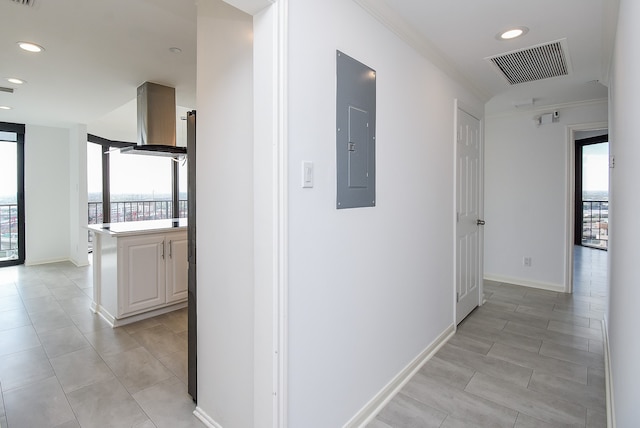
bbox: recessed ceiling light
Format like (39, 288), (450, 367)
(6, 77), (26, 85)
(497, 26), (529, 40)
(17, 41), (44, 52)
(0, 106), (12, 110)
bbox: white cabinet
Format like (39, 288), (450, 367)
(89, 220), (188, 327)
(165, 232), (188, 303)
(119, 234), (166, 315)
(116, 231), (188, 319)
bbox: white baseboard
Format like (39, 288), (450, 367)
(24, 257), (88, 267)
(343, 324), (456, 427)
(69, 257), (90, 267)
(484, 274), (566, 293)
(25, 257), (71, 266)
(92, 301), (187, 328)
(602, 318), (615, 428)
(193, 406), (223, 428)
(93, 303), (116, 327)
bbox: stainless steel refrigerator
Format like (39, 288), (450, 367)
(186, 110), (197, 401)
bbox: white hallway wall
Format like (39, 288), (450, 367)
(484, 100), (608, 291)
(196, 0), (483, 425)
(195, 1), (255, 427)
(608, 0), (640, 425)
(286, 0), (482, 425)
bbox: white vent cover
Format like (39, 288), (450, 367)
(10, 0), (35, 6)
(486, 39), (571, 85)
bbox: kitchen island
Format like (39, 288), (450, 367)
(88, 218), (188, 327)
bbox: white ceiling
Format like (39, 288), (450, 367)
(0, 0), (197, 140)
(0, 0), (613, 137)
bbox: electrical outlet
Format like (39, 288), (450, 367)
(523, 257), (532, 267)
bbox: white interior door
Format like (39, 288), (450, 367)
(456, 107), (483, 324)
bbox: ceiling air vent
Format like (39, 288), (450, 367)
(486, 39), (571, 85)
(10, 0), (35, 6)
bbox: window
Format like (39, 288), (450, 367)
(109, 150), (173, 222)
(87, 134), (187, 232)
(87, 142), (103, 224)
(574, 134), (609, 250)
(0, 123), (25, 266)
(178, 158), (188, 217)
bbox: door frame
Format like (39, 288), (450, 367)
(221, 0), (289, 426)
(574, 133), (609, 247)
(565, 122), (608, 293)
(453, 99), (484, 325)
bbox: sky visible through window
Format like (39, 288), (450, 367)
(87, 144), (174, 200)
(0, 139), (17, 202)
(583, 142), (609, 193)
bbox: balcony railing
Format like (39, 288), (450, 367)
(88, 200), (187, 225)
(582, 200), (608, 250)
(0, 203), (19, 259)
(88, 200), (187, 250)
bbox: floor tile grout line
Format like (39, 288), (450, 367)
(58, 265), (158, 427)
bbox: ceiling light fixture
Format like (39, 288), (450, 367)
(0, 106), (12, 110)
(17, 41), (44, 52)
(169, 47), (182, 54)
(497, 26), (529, 40)
(6, 77), (26, 84)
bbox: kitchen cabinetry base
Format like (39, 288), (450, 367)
(88, 221), (189, 329)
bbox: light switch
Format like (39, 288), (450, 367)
(302, 161), (313, 188)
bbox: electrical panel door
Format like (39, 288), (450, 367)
(336, 51), (376, 209)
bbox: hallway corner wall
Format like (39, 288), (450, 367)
(484, 101), (608, 291)
(607, 0), (640, 425)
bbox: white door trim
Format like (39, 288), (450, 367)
(224, 0), (289, 426)
(565, 121), (608, 293)
(274, 1), (289, 426)
(453, 99), (484, 326)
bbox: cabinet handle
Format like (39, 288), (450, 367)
(161, 240), (165, 259)
(169, 240), (173, 259)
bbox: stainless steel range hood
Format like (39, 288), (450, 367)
(120, 82), (187, 157)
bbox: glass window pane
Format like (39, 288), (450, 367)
(87, 143), (103, 224)
(109, 151), (172, 222)
(178, 159), (188, 218)
(582, 142), (609, 200)
(0, 139), (17, 204)
(0, 139), (18, 261)
(581, 141), (609, 250)
(0, 131), (17, 142)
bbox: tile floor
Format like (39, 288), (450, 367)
(369, 245), (608, 428)
(0, 246), (608, 428)
(0, 260), (202, 428)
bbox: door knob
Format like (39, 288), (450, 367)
(477, 219), (485, 226)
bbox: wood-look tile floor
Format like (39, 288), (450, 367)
(369, 246), (608, 428)
(0, 260), (202, 428)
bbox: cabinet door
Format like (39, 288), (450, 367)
(119, 234), (166, 315)
(165, 232), (188, 303)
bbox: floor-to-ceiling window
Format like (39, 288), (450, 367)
(86, 135), (187, 248)
(575, 134), (609, 250)
(0, 122), (25, 266)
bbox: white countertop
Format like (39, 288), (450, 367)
(88, 218), (188, 237)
